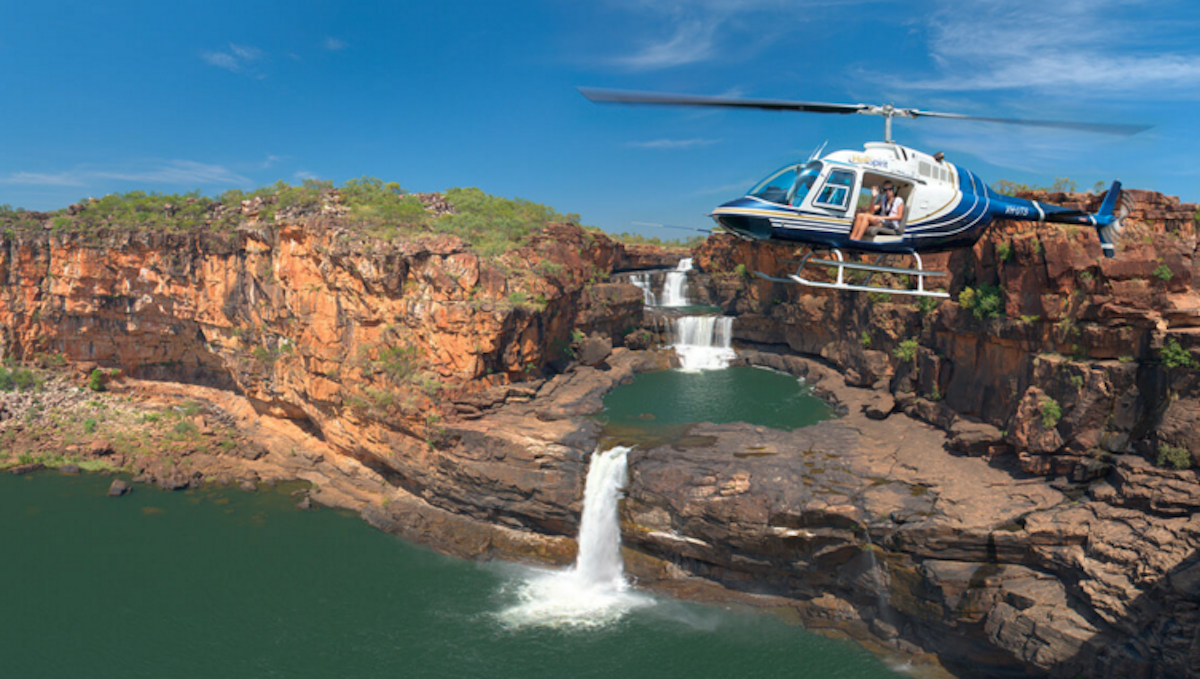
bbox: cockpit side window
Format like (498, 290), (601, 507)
(748, 166), (798, 205)
(813, 169), (857, 211)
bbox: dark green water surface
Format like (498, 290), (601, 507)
(600, 366), (834, 446)
(1, 472), (904, 679)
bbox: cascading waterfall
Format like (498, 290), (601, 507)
(672, 316), (735, 371)
(629, 272), (657, 306)
(497, 446), (650, 628)
(660, 258), (693, 307)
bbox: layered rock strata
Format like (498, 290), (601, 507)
(3, 188), (1199, 677)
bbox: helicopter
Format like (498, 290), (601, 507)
(580, 87), (1149, 299)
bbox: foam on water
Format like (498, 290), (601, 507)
(672, 316), (735, 371)
(497, 446), (651, 629)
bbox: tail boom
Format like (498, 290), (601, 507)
(988, 181), (1124, 257)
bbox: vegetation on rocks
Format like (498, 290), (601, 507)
(1160, 338), (1199, 369)
(1157, 443), (1193, 470)
(957, 283), (1005, 320)
(893, 338), (918, 362)
(0, 178), (582, 257)
(600, 230), (704, 248)
(1039, 397), (1062, 429)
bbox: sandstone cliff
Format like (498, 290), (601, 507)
(5, 185), (1200, 678)
(670, 188), (1200, 677)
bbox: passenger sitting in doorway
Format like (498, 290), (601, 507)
(850, 182), (904, 241)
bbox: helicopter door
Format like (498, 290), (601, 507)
(811, 168), (858, 215)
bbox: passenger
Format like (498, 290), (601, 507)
(850, 182), (904, 241)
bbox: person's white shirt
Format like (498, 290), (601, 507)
(882, 195), (904, 225)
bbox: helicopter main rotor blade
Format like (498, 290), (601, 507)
(580, 87), (1151, 136)
(579, 87), (866, 115)
(907, 109), (1151, 136)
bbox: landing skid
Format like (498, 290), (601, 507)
(754, 249), (950, 299)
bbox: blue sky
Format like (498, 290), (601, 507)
(2, 0), (1198, 236)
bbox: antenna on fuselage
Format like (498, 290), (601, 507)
(807, 140), (828, 162)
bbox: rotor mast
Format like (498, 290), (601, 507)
(859, 104), (913, 144)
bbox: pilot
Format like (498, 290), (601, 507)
(850, 182), (904, 240)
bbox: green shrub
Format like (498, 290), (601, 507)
(1078, 270), (1095, 283)
(437, 187), (572, 256)
(734, 263), (747, 277)
(88, 368), (106, 392)
(859, 331), (872, 348)
(13, 369), (38, 391)
(173, 420), (198, 436)
(917, 296), (941, 313)
(608, 232), (704, 248)
(1160, 338), (1199, 369)
(1153, 264), (1174, 282)
(83, 418), (97, 434)
(1039, 397), (1062, 429)
(1069, 374), (1084, 389)
(995, 241), (1013, 263)
(958, 284), (1004, 320)
(893, 339), (919, 363)
(376, 346), (420, 382)
(1157, 444), (1193, 470)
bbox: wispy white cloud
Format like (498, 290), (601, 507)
(323, 37), (347, 51)
(201, 43), (266, 76)
(0, 171), (87, 187)
(626, 137), (721, 149)
(896, 0), (1200, 95)
(606, 0), (797, 70)
(0, 161), (250, 188)
(293, 170), (318, 180)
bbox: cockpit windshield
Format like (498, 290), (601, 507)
(748, 161), (823, 206)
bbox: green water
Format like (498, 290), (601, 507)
(600, 366), (833, 446)
(1, 472), (904, 678)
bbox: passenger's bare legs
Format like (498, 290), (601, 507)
(851, 213), (878, 240)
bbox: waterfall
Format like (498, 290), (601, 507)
(672, 316), (735, 371)
(629, 272), (657, 306)
(497, 447), (650, 628)
(660, 258), (693, 307)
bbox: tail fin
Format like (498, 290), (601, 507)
(1095, 181), (1127, 258)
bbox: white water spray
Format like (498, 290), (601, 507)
(660, 258), (693, 307)
(672, 316), (735, 371)
(497, 446), (650, 629)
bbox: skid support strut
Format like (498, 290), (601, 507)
(753, 248), (951, 298)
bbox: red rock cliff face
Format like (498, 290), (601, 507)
(693, 189), (1200, 475)
(0, 220), (649, 526)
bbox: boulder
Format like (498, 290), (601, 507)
(107, 479), (132, 497)
(577, 335), (612, 367)
(9, 462), (45, 475)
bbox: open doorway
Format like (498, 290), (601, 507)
(855, 174), (912, 240)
